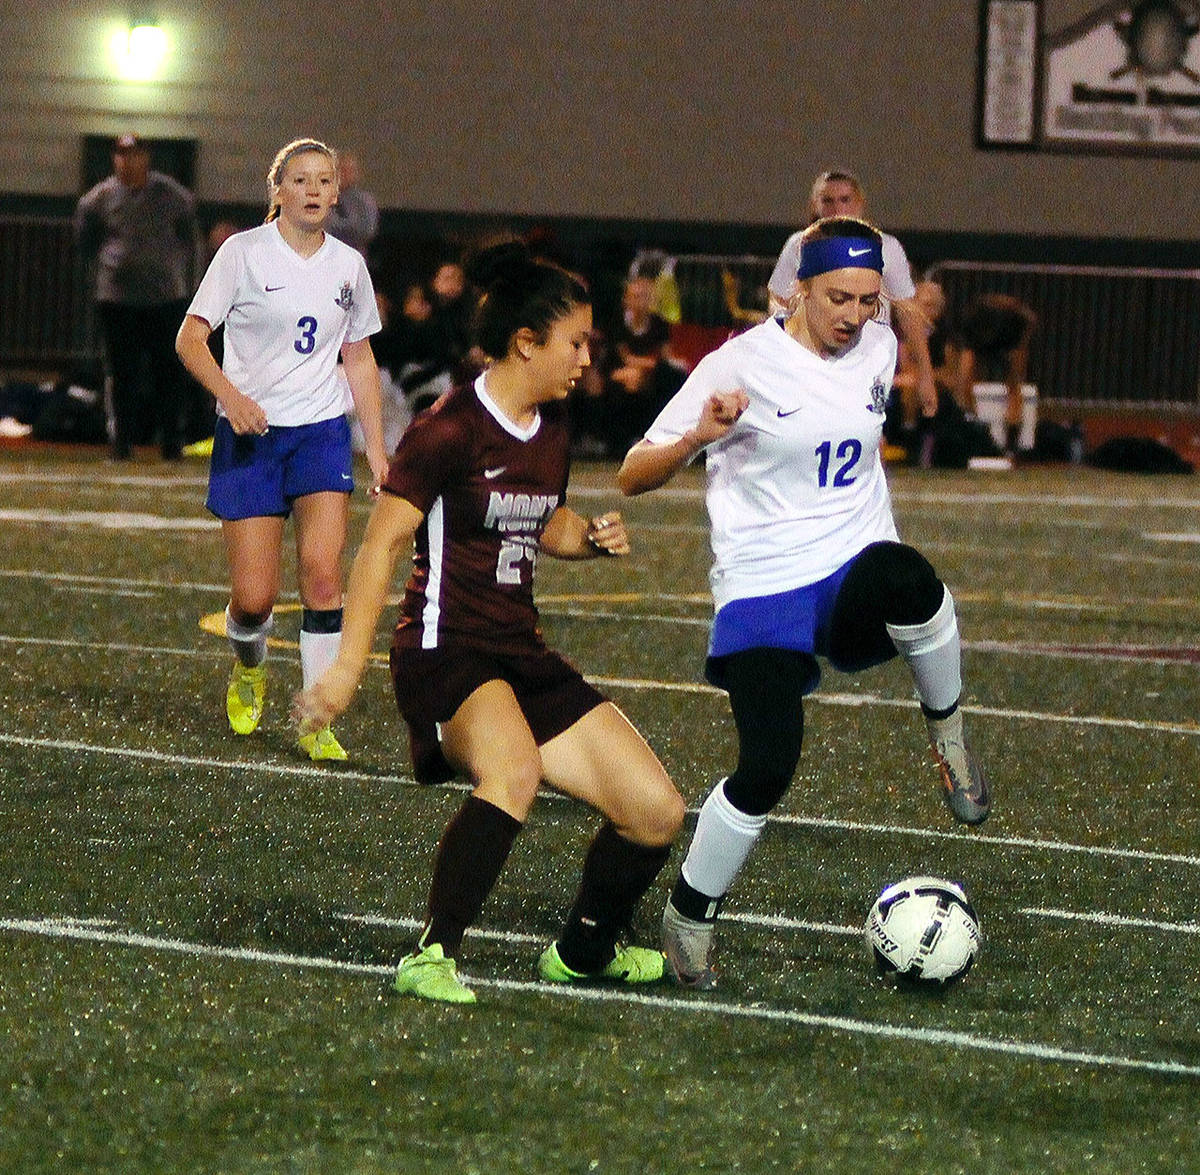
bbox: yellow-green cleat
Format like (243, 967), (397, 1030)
(392, 943), (477, 1004)
(537, 941), (666, 985)
(298, 725), (348, 762)
(226, 663), (266, 735)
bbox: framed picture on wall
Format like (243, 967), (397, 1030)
(1041, 1), (1200, 155)
(976, 0), (1043, 148)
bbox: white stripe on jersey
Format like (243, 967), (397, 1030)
(421, 496), (446, 649)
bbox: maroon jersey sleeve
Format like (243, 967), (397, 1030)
(381, 398), (468, 513)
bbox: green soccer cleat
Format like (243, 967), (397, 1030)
(537, 941), (666, 985)
(226, 663), (266, 735)
(392, 943), (477, 1004)
(297, 725), (348, 762)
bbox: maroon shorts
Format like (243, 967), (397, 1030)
(389, 643), (607, 784)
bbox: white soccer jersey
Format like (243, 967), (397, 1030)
(644, 317), (899, 610)
(187, 221), (381, 427)
(768, 230), (916, 324)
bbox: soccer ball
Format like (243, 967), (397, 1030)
(864, 875), (981, 986)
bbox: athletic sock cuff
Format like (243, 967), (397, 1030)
(712, 777), (769, 834)
(886, 586), (956, 655)
(225, 606), (274, 641)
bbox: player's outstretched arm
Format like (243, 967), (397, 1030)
(293, 492), (423, 732)
(617, 390), (748, 496)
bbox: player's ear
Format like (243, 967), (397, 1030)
(514, 327), (538, 361)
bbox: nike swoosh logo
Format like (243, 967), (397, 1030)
(777, 408), (801, 418)
(847, 247), (871, 258)
(265, 285), (285, 292)
(484, 466), (507, 479)
(340, 473), (352, 481)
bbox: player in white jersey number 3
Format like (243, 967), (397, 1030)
(177, 138), (388, 762)
(619, 216), (991, 989)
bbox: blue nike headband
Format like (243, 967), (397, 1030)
(797, 236), (884, 280)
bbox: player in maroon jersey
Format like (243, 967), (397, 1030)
(294, 241), (685, 1003)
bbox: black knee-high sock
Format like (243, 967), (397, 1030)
(418, 795), (521, 959)
(556, 822), (671, 973)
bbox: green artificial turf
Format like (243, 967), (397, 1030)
(1, 450), (1199, 1173)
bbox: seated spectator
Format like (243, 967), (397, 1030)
(599, 275), (687, 457)
(887, 278), (948, 462)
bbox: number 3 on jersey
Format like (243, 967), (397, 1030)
(815, 438), (862, 488)
(294, 316), (318, 354)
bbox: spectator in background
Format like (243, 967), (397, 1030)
(889, 278), (948, 466)
(949, 293), (1038, 457)
(768, 169), (937, 429)
(74, 133), (199, 460)
(326, 151), (379, 256)
(600, 275), (687, 456)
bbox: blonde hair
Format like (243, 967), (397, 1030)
(264, 138), (338, 223)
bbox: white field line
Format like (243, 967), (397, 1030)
(4, 630), (1200, 737)
(2, 916), (1196, 1079)
(1021, 908), (1200, 935)
(8, 566), (1200, 622)
(10, 468), (1200, 512)
(336, 910), (861, 940)
(5, 731), (1200, 871)
(0, 508), (220, 531)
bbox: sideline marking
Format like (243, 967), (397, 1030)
(1021, 908), (1200, 936)
(3, 916), (1196, 1078)
(5, 732), (1200, 871)
(0, 508), (219, 531)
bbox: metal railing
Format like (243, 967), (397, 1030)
(0, 216), (96, 368)
(929, 260), (1200, 408)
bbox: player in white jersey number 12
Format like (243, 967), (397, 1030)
(619, 216), (992, 990)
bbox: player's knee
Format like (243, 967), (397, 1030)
(724, 767), (793, 817)
(478, 754), (543, 817)
(298, 565), (342, 610)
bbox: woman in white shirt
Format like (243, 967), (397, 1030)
(619, 216), (991, 989)
(177, 138), (388, 762)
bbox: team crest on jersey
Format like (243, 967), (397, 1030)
(334, 281), (354, 311)
(867, 377), (889, 416)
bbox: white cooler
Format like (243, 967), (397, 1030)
(972, 382), (1038, 451)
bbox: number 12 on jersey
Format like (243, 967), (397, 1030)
(814, 438), (862, 488)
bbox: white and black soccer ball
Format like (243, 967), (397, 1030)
(864, 875), (981, 986)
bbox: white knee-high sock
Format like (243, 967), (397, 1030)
(299, 628), (341, 690)
(226, 606), (273, 668)
(680, 779), (768, 904)
(886, 587), (962, 712)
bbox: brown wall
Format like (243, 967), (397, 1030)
(1, 1), (1197, 240)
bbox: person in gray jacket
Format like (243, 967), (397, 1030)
(74, 134), (198, 460)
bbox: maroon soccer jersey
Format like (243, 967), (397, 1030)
(382, 376), (570, 654)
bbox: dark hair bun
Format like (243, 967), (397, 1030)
(464, 240), (535, 290)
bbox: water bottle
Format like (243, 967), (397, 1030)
(1068, 419), (1085, 465)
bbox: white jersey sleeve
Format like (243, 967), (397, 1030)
(880, 231), (916, 303)
(767, 231), (805, 302)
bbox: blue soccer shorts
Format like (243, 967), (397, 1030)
(206, 415), (354, 520)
